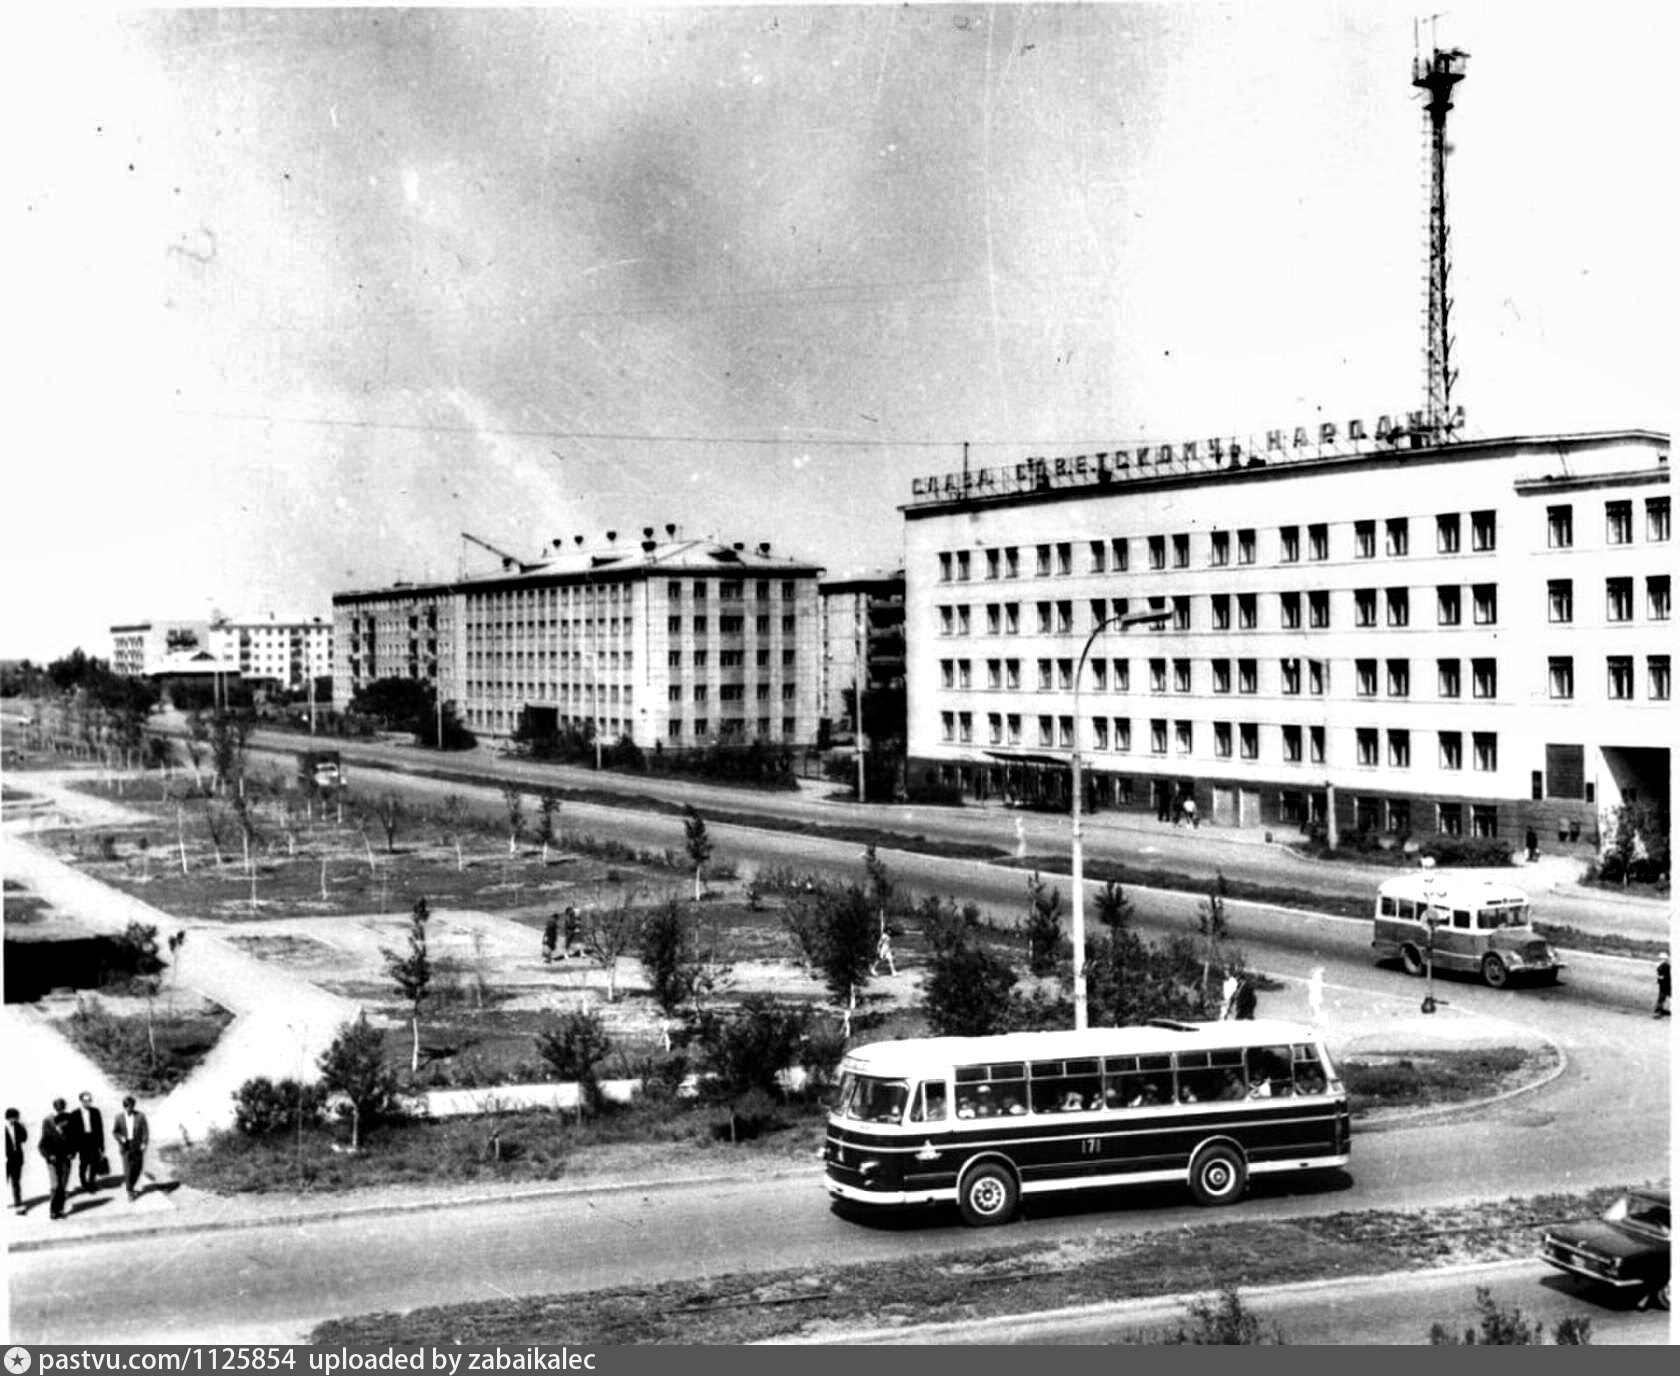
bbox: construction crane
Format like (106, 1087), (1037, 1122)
(1412, 22), (1469, 446)
(459, 532), (528, 577)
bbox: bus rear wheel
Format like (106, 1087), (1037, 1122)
(958, 1161), (1019, 1227)
(1188, 1143), (1248, 1206)
(1481, 954), (1509, 989)
(1401, 945), (1426, 977)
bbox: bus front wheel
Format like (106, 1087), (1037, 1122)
(1481, 954), (1509, 989)
(1189, 1143), (1248, 1206)
(1401, 945), (1426, 977)
(958, 1161), (1019, 1227)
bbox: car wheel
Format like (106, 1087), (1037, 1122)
(1481, 954), (1509, 989)
(1401, 945), (1426, 977)
(1188, 1143), (1248, 1206)
(1652, 1277), (1671, 1312)
(958, 1161), (1019, 1227)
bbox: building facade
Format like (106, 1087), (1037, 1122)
(334, 535), (824, 751)
(902, 428), (1669, 854)
(208, 613), (334, 692)
(109, 620), (211, 677)
(819, 570), (906, 737)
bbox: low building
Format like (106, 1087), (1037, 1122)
(901, 423), (1669, 856)
(208, 613), (333, 693)
(109, 620), (211, 677)
(333, 531), (825, 751)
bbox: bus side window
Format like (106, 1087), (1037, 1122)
(912, 1081), (947, 1123)
(1379, 895), (1398, 917)
(1452, 909), (1471, 929)
(1292, 1045), (1328, 1096)
(1395, 898), (1416, 922)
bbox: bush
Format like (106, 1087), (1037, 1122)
(1158, 1288), (1286, 1345)
(923, 942), (1018, 1037)
(535, 1009), (615, 1115)
(318, 1015), (403, 1149)
(693, 994), (809, 1099)
(1427, 1286), (1592, 1344)
(232, 1076), (327, 1138)
(1418, 835), (1514, 868)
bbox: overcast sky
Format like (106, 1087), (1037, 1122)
(6, 1), (1669, 661)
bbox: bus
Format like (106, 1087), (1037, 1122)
(823, 1018), (1349, 1227)
(1370, 873), (1563, 988)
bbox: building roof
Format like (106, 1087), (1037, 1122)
(145, 649), (241, 677)
(334, 537), (824, 603)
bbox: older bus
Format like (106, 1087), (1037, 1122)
(1371, 873), (1563, 988)
(824, 1018), (1349, 1226)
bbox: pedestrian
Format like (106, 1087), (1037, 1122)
(112, 1095), (150, 1201)
(872, 927), (896, 978)
(1233, 978), (1258, 1021)
(1525, 828), (1540, 863)
(38, 1098), (77, 1220)
(1219, 972), (1240, 1021)
(1656, 953), (1672, 1019)
(1306, 965), (1325, 1024)
(563, 907), (582, 957)
(5, 1107), (26, 1211)
(1183, 796), (1199, 829)
(541, 912), (559, 964)
(74, 1090), (106, 1193)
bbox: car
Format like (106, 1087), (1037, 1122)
(1539, 1188), (1670, 1310)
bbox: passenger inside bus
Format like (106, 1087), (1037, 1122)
(1218, 1070), (1246, 1100)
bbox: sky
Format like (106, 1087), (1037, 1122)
(5, 1), (1670, 662)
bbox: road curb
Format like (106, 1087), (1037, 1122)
(5, 1163), (817, 1255)
(1348, 1025), (1569, 1134)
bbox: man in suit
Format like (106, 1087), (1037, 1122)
(38, 1098), (77, 1219)
(5, 1107), (27, 1210)
(112, 1096), (150, 1201)
(75, 1090), (106, 1193)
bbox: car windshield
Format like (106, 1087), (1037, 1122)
(835, 1073), (909, 1124)
(1604, 1194), (1671, 1236)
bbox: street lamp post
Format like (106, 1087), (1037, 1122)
(1070, 607), (1172, 1030)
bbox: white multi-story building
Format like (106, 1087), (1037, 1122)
(109, 619), (211, 677)
(333, 533), (824, 751)
(901, 425), (1669, 855)
(208, 613), (334, 691)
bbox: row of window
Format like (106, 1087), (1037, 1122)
(1547, 497), (1671, 548)
(935, 574), (1672, 637)
(935, 497), (1671, 586)
(940, 712), (1502, 771)
(465, 683), (630, 703)
(668, 648), (797, 669)
(666, 717), (797, 741)
(668, 683), (799, 703)
(665, 615), (797, 636)
(1550, 655), (1670, 702)
(665, 579), (799, 602)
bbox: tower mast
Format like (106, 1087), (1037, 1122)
(1412, 23), (1468, 445)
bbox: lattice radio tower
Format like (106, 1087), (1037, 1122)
(1412, 20), (1468, 445)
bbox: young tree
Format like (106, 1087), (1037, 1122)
(586, 896), (643, 1002)
(922, 941), (1018, 1037)
(863, 844), (894, 929)
(374, 790), (405, 854)
(385, 896), (433, 1073)
(1427, 1287), (1593, 1345)
(683, 806), (713, 901)
(638, 897), (699, 1018)
(536, 788), (561, 864)
(811, 884), (877, 1008)
(318, 1014), (401, 1152)
(694, 994), (809, 1099)
(501, 784), (526, 857)
(1024, 872), (1068, 978)
(535, 1009), (614, 1119)
(440, 794), (470, 872)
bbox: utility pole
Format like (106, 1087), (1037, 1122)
(854, 595), (866, 804)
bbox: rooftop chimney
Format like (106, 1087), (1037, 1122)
(665, 523), (677, 538)
(574, 536), (584, 547)
(758, 542), (771, 556)
(643, 526), (654, 539)
(606, 530), (617, 543)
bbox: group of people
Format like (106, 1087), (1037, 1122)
(540, 908), (586, 964)
(5, 1091), (149, 1221)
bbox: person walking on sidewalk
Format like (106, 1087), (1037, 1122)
(112, 1095), (150, 1200)
(74, 1090), (106, 1193)
(1656, 953), (1672, 1019)
(5, 1108), (26, 1211)
(38, 1099), (76, 1220)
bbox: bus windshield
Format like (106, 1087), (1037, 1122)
(835, 1072), (909, 1124)
(1477, 901), (1529, 929)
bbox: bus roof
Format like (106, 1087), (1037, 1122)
(840, 1019), (1322, 1076)
(1377, 873), (1530, 904)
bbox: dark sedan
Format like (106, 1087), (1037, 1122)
(1540, 1188), (1670, 1310)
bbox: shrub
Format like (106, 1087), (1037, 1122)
(638, 898), (700, 1017)
(923, 942), (1018, 1037)
(535, 1009), (614, 1116)
(1159, 1288), (1286, 1345)
(232, 1076), (327, 1138)
(1427, 1286), (1592, 1344)
(318, 1015), (403, 1150)
(1418, 835), (1514, 868)
(693, 994), (809, 1099)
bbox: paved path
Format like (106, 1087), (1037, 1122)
(4, 772), (363, 1149)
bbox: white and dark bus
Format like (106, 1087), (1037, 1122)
(824, 1018), (1350, 1226)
